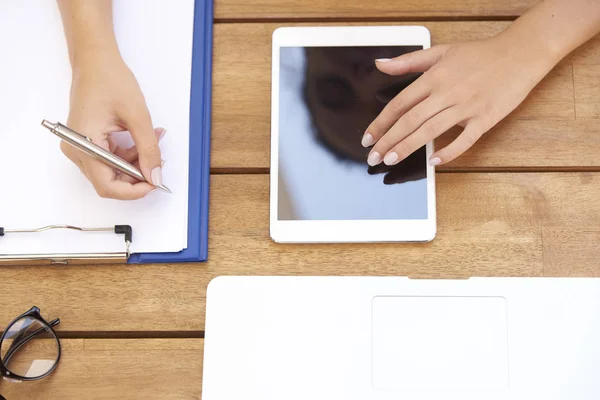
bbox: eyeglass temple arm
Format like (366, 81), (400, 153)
(2, 318), (60, 366)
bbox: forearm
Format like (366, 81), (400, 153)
(57, 0), (120, 69)
(502, 0), (600, 66)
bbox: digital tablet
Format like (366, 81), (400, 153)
(270, 26), (436, 243)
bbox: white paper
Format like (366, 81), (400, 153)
(0, 0), (193, 255)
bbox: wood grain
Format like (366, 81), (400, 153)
(0, 339), (203, 400)
(211, 22), (599, 170)
(572, 31), (600, 118)
(571, 34), (600, 65)
(574, 65), (600, 119)
(214, 0), (537, 20)
(3, 5), (598, 398)
(543, 228), (600, 277)
(3, 173), (600, 331)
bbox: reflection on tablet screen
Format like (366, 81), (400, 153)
(278, 46), (428, 221)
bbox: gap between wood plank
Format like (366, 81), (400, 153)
(54, 331), (205, 339)
(214, 16), (519, 24)
(211, 167), (600, 175)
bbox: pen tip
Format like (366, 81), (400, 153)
(157, 185), (172, 194)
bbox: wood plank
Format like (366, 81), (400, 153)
(3, 173), (600, 331)
(572, 30), (600, 118)
(570, 33), (600, 65)
(212, 22), (585, 170)
(435, 119), (600, 169)
(0, 264), (205, 332)
(0, 339), (203, 400)
(214, 0), (537, 20)
(543, 228), (600, 277)
(574, 65), (600, 119)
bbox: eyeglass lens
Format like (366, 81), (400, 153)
(1, 317), (59, 379)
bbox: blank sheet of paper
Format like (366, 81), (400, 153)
(0, 0), (193, 256)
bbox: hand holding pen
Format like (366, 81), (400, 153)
(56, 0), (167, 200)
(42, 121), (171, 194)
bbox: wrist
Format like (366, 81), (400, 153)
(492, 27), (561, 82)
(58, 0), (120, 70)
(71, 40), (122, 73)
(496, 2), (575, 73)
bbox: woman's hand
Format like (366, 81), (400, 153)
(57, 0), (164, 200)
(362, 35), (555, 167)
(62, 53), (165, 200)
(363, 0), (600, 168)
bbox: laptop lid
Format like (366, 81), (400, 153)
(202, 276), (600, 400)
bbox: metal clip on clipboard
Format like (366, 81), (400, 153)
(0, 224), (132, 265)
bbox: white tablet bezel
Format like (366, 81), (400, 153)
(270, 26), (436, 243)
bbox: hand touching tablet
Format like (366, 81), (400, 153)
(363, 0), (600, 167)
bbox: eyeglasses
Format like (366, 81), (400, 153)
(0, 307), (61, 383)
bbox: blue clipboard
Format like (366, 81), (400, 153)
(128, 0), (213, 264)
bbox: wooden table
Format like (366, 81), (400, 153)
(2, 1), (600, 398)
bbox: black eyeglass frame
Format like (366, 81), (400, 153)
(0, 307), (61, 381)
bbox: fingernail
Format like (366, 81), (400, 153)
(429, 157), (442, 166)
(367, 151), (381, 166)
(375, 58), (392, 63)
(361, 133), (374, 147)
(151, 167), (163, 186)
(157, 128), (167, 141)
(384, 152), (398, 165)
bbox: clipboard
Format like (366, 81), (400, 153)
(129, 0), (213, 264)
(0, 0), (213, 266)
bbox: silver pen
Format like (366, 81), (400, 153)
(41, 120), (171, 193)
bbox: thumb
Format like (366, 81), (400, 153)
(125, 111), (163, 186)
(375, 45), (449, 75)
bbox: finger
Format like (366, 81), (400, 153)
(115, 159), (165, 185)
(113, 145), (139, 164)
(124, 107), (163, 187)
(382, 146), (428, 184)
(115, 159), (143, 184)
(382, 106), (462, 166)
(103, 180), (155, 200)
(84, 158), (154, 200)
(113, 127), (167, 164)
(115, 171), (139, 185)
(367, 97), (448, 166)
(374, 45), (450, 76)
(429, 120), (486, 166)
(115, 158), (143, 184)
(362, 77), (431, 148)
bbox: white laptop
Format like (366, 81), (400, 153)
(202, 276), (600, 399)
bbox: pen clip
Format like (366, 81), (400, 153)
(68, 126), (93, 142)
(42, 120), (93, 142)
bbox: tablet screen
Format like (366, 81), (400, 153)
(278, 45), (428, 221)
